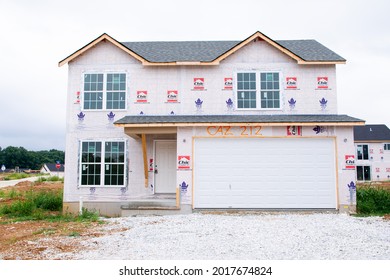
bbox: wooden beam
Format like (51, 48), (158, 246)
(141, 134), (148, 188)
(59, 33), (148, 67)
(125, 127), (177, 135)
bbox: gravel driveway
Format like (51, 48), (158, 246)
(55, 213), (390, 260)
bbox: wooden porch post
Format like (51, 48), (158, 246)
(141, 134), (148, 188)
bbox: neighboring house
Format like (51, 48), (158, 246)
(353, 125), (390, 181)
(40, 163), (65, 178)
(59, 31), (364, 216)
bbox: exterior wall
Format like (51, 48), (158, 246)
(63, 38), (352, 215)
(354, 142), (390, 181)
(335, 127), (357, 212)
(67, 40), (337, 117)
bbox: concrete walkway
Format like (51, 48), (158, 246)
(0, 177), (41, 189)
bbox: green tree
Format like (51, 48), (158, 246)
(0, 146), (65, 170)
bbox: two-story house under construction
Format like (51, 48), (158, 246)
(354, 124), (390, 181)
(59, 31), (364, 216)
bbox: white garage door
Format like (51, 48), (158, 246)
(194, 138), (336, 209)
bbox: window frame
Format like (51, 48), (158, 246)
(235, 71), (282, 110)
(82, 72), (128, 111)
(356, 144), (369, 160)
(79, 140), (127, 188)
(384, 143), (390, 151)
(356, 165), (371, 181)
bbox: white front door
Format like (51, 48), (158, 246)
(155, 141), (177, 193)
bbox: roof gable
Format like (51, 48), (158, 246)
(59, 31), (346, 67)
(354, 124), (390, 142)
(58, 33), (148, 67)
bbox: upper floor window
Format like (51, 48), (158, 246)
(236, 72), (280, 109)
(83, 73), (126, 110)
(384, 143), (390, 151)
(357, 144), (369, 160)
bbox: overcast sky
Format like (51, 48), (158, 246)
(0, 0), (389, 151)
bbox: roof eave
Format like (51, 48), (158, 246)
(354, 140), (390, 143)
(115, 121), (365, 128)
(298, 60), (346, 65)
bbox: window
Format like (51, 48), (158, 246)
(236, 72), (280, 109)
(84, 74), (103, 110)
(237, 73), (256, 109)
(106, 74), (126, 109)
(357, 166), (371, 181)
(384, 143), (390, 150)
(83, 73), (126, 110)
(357, 144), (369, 160)
(260, 73), (280, 109)
(80, 141), (126, 187)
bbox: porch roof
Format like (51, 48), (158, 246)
(115, 114), (365, 127)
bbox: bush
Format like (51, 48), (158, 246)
(0, 189), (63, 218)
(0, 200), (35, 216)
(357, 187), (390, 215)
(32, 191), (63, 211)
(0, 188), (101, 222)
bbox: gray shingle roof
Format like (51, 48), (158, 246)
(354, 125), (390, 141)
(115, 114), (363, 125)
(121, 39), (345, 63)
(122, 41), (240, 62)
(43, 163), (65, 172)
(276, 40), (345, 62)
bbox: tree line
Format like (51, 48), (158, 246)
(0, 146), (65, 170)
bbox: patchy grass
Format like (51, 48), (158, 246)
(0, 181), (107, 260)
(3, 173), (30, 180)
(35, 176), (64, 183)
(68, 231), (81, 237)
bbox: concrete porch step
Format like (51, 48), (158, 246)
(120, 199), (177, 209)
(120, 204), (192, 216)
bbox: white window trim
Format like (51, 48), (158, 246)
(81, 71), (128, 111)
(234, 71), (283, 111)
(78, 139), (127, 188)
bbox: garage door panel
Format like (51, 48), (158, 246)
(194, 138), (336, 209)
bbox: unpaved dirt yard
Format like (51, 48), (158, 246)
(0, 181), (109, 260)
